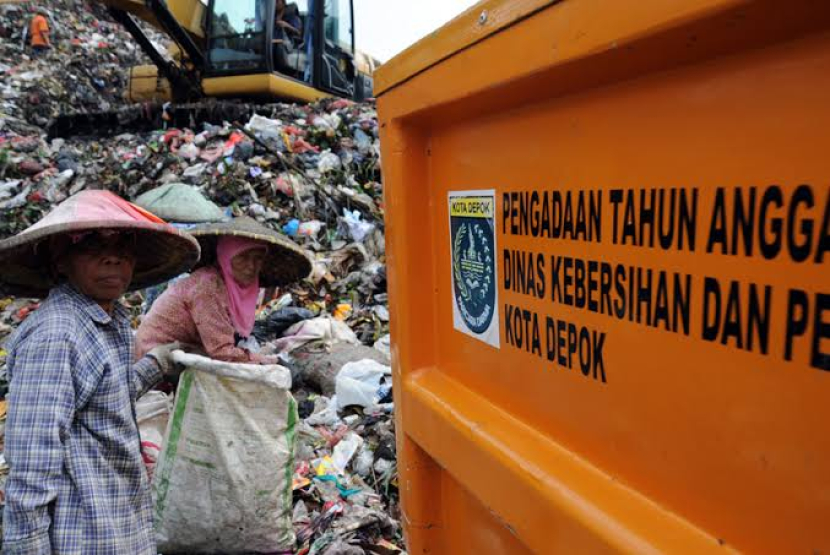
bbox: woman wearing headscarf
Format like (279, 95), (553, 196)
(136, 217), (312, 363)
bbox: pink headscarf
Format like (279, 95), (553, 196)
(216, 236), (266, 337)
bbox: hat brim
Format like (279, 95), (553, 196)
(0, 220), (201, 298)
(189, 219), (312, 287)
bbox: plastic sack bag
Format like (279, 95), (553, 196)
(134, 182), (226, 223)
(152, 352), (297, 554)
(335, 359), (392, 410)
(136, 390), (172, 481)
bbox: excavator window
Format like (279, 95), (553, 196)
(323, 0), (353, 54)
(275, 0), (309, 79)
(319, 0), (355, 96)
(207, 0), (268, 73)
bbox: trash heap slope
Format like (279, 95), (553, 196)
(0, 0), (165, 131)
(0, 1), (401, 552)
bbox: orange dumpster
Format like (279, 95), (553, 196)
(375, 1), (830, 553)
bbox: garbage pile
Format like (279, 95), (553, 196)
(0, 0), (398, 551)
(0, 98), (387, 337)
(0, 0), (164, 131)
(262, 314), (397, 551)
(0, 108), (395, 549)
(1, 309), (401, 554)
(0, 297), (41, 503)
(0, 99), (387, 340)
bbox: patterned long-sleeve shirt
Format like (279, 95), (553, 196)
(3, 284), (163, 554)
(136, 266), (271, 363)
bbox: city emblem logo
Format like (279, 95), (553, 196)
(448, 191), (500, 347)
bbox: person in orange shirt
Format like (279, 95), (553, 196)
(29, 8), (51, 55)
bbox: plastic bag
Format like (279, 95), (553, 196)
(245, 114), (283, 140)
(353, 445), (375, 478)
(341, 209), (375, 242)
(335, 359), (392, 410)
(331, 432), (364, 475)
(152, 352), (297, 554)
(373, 334), (391, 358)
(343, 208), (375, 243)
(282, 218), (300, 236)
(318, 151), (342, 173)
(136, 391), (172, 481)
(298, 220), (324, 238)
(178, 142), (201, 161)
(305, 395), (342, 427)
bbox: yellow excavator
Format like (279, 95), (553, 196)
(50, 0), (378, 136)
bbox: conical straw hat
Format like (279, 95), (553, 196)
(189, 216), (312, 287)
(0, 190), (201, 297)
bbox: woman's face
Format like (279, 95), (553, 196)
(230, 247), (266, 286)
(276, 0), (285, 11)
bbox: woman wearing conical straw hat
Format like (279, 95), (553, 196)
(0, 191), (200, 553)
(136, 216), (312, 364)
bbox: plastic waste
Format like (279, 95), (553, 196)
(336, 359), (393, 410)
(245, 114), (283, 140)
(331, 432), (364, 475)
(135, 390), (172, 481)
(318, 151), (342, 173)
(374, 458), (394, 476)
(274, 317), (360, 354)
(292, 343), (390, 396)
(44, 170), (74, 202)
(374, 334), (391, 358)
(298, 219), (324, 238)
(305, 395), (342, 427)
(283, 218), (300, 236)
(237, 335), (261, 353)
(315, 455), (339, 476)
(342, 209), (376, 242)
(333, 303), (353, 321)
(373, 305), (390, 322)
(353, 445), (375, 478)
(183, 163), (207, 178)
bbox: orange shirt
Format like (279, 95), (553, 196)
(29, 14), (49, 47)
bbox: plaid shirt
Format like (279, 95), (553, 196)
(3, 284), (163, 554)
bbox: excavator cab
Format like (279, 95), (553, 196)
(205, 0), (370, 100)
(105, 0), (374, 103)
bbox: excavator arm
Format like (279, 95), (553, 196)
(99, 0), (208, 100)
(103, 0), (205, 41)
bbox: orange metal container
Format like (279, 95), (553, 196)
(375, 1), (830, 553)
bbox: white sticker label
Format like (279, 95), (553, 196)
(449, 190), (500, 348)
